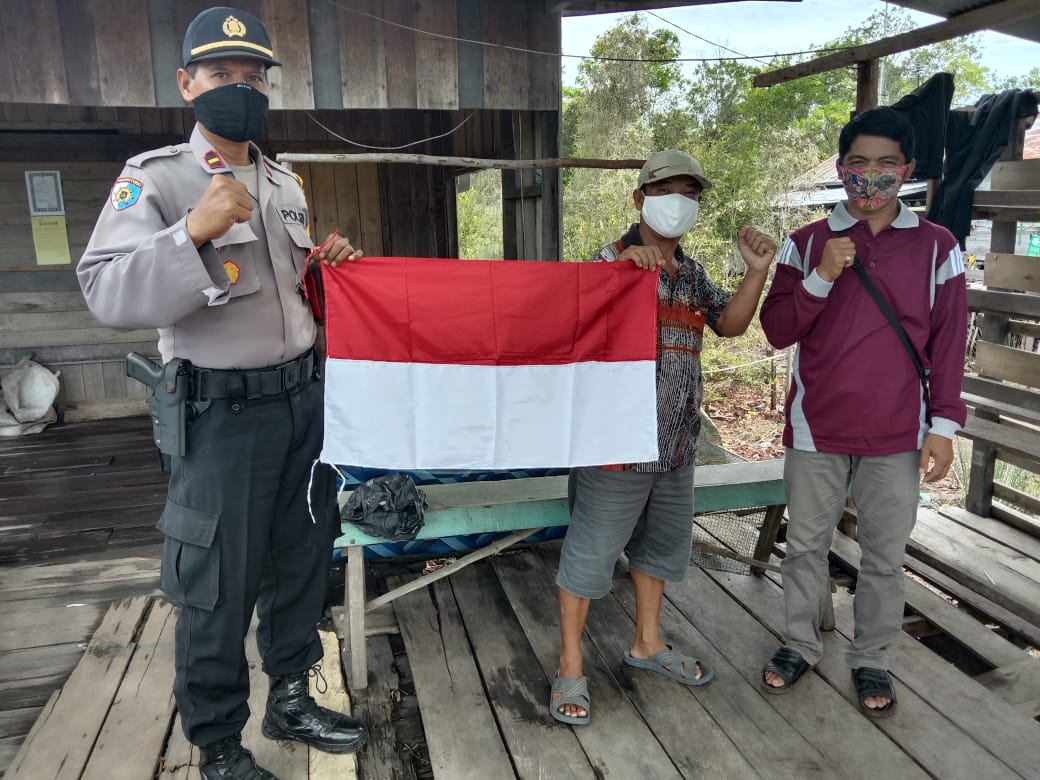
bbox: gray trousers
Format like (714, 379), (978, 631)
(557, 465), (694, 599)
(158, 375), (338, 746)
(780, 448), (919, 670)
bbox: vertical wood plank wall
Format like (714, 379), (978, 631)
(0, 0), (560, 112)
(0, 0), (563, 414)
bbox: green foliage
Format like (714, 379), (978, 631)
(456, 170), (503, 259)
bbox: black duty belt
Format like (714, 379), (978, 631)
(192, 349), (316, 400)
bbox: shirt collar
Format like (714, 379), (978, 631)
(620, 222), (689, 263)
(828, 200), (920, 232)
(188, 124), (279, 185)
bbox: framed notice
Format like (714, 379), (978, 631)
(25, 170), (65, 216)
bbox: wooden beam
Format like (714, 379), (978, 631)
(754, 0), (1040, 87)
(854, 59), (879, 115)
(277, 152), (644, 170)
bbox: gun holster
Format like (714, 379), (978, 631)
(126, 354), (210, 457)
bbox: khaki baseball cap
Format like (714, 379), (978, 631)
(637, 150), (712, 191)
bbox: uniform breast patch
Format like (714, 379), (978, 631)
(223, 259), (240, 284)
(110, 178), (143, 211)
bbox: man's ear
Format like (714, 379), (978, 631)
(176, 68), (195, 103)
(633, 189), (644, 210)
(904, 159), (917, 180)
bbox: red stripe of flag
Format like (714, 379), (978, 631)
(321, 257), (658, 366)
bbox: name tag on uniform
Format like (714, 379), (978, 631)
(280, 208), (308, 229)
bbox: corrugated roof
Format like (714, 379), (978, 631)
(889, 0), (1040, 45)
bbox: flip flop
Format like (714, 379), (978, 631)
(549, 671), (590, 726)
(852, 667), (897, 719)
(623, 644), (714, 686)
(761, 646), (811, 694)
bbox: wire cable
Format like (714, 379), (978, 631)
(304, 111), (474, 151)
(325, 0), (862, 65)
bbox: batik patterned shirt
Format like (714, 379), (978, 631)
(590, 223), (732, 471)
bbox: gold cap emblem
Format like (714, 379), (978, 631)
(222, 15), (247, 38)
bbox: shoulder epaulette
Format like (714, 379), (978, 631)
(126, 144), (191, 169)
(264, 156), (300, 182)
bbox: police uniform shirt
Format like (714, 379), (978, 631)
(79, 125), (316, 370)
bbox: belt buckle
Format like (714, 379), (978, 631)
(285, 363), (300, 390)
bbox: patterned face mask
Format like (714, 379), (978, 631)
(837, 163), (910, 210)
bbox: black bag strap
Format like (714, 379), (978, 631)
(838, 232), (931, 414)
(850, 259), (928, 392)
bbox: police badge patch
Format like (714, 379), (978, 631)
(111, 177), (143, 211)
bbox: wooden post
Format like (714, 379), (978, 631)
(345, 545), (367, 689)
(854, 59), (880, 116)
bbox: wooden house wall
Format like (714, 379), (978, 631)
(0, 102), (530, 412)
(0, 0), (560, 112)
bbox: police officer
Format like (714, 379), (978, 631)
(78, 7), (367, 778)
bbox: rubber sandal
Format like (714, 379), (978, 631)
(623, 644), (714, 686)
(549, 671), (590, 726)
(761, 646), (811, 694)
(852, 667), (897, 719)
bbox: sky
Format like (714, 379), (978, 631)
(560, 0), (1040, 90)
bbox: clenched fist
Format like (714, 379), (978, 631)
(818, 236), (857, 282)
(186, 175), (254, 247)
(736, 226), (778, 273)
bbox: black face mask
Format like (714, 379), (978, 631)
(192, 82), (269, 142)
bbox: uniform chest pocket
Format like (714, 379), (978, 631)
(284, 223), (315, 277)
(212, 222), (261, 299)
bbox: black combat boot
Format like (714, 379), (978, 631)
(199, 733), (278, 780)
(261, 668), (368, 753)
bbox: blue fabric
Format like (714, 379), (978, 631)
(334, 466), (569, 561)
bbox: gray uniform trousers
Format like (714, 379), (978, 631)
(158, 372), (337, 747)
(780, 448), (919, 670)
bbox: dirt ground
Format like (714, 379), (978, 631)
(704, 383), (968, 509)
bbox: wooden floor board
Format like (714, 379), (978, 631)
(976, 658), (1040, 718)
(344, 634), (417, 780)
(491, 551), (687, 779)
(828, 529), (1028, 669)
(657, 564), (926, 780)
(242, 617), (310, 778)
(908, 508), (1040, 628)
(713, 564), (1036, 780)
(391, 576), (517, 779)
(6, 597), (149, 780)
(449, 561), (598, 780)
(309, 629), (359, 780)
(81, 601), (178, 780)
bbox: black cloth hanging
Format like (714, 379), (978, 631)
(927, 88), (1039, 248)
(889, 72), (955, 180)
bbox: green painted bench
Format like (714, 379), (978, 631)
(335, 459), (787, 688)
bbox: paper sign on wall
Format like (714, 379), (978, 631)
(25, 171), (71, 265)
(30, 216), (72, 265)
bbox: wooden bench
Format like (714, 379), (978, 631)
(334, 459), (786, 688)
(962, 156), (1040, 524)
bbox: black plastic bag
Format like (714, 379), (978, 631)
(341, 474), (427, 541)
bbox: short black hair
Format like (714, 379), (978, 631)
(838, 107), (915, 164)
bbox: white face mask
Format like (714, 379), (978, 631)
(640, 193), (699, 238)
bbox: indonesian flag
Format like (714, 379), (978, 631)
(320, 257), (659, 470)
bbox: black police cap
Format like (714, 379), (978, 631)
(183, 6), (281, 68)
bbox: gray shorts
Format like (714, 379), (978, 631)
(556, 465), (695, 599)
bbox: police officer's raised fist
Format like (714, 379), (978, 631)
(186, 175), (254, 247)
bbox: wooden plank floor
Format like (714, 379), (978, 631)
(368, 544), (1039, 780)
(5, 535), (1040, 779)
(0, 417), (168, 564)
(4, 597), (358, 780)
(3, 417), (1040, 778)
